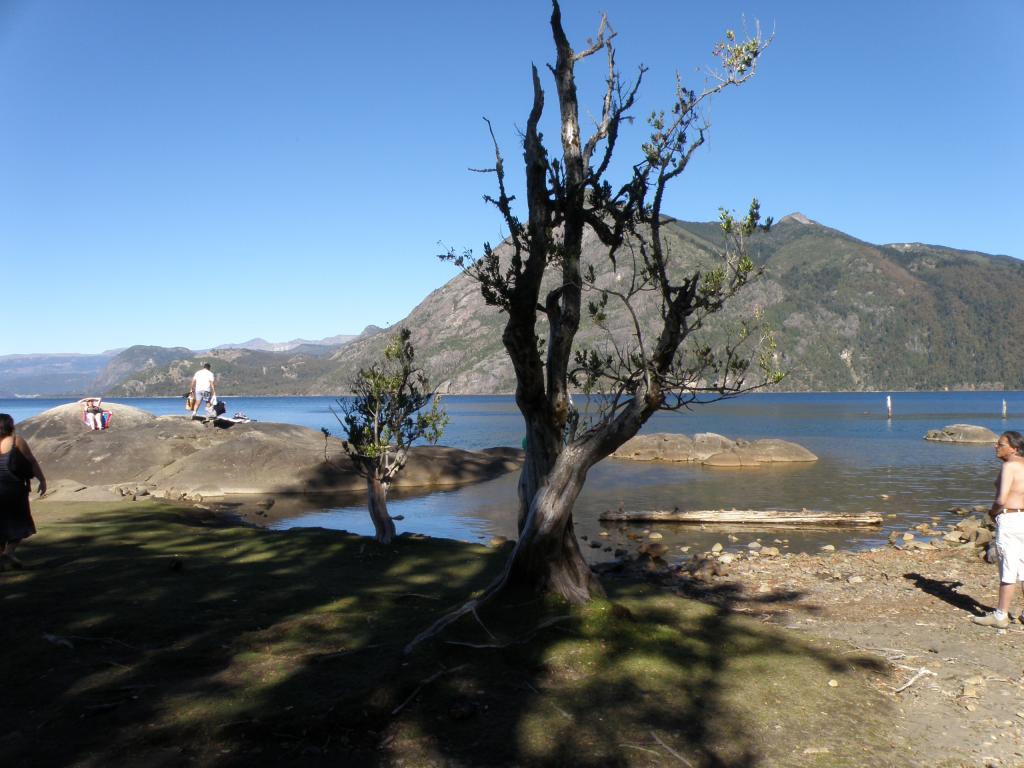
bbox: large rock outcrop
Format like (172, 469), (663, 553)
(17, 403), (522, 499)
(923, 424), (998, 444)
(611, 432), (817, 467)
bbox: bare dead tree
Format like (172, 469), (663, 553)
(414, 2), (777, 649)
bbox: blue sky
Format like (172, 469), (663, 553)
(2, 1), (1019, 355)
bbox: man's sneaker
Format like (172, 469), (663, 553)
(972, 612), (1010, 628)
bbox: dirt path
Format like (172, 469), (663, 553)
(685, 544), (1024, 767)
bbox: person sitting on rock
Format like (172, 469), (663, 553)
(78, 397), (105, 430)
(973, 430), (1024, 628)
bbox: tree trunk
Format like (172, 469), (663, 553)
(516, 433), (552, 532)
(406, 437), (607, 652)
(366, 475), (395, 544)
(505, 447), (604, 603)
(508, 398), (653, 600)
(516, 451), (534, 532)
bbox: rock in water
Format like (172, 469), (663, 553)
(923, 424), (998, 443)
(611, 431), (816, 466)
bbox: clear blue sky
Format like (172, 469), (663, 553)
(2, 1), (1019, 355)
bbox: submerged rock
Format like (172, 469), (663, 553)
(612, 432), (734, 462)
(612, 432), (817, 466)
(702, 438), (817, 467)
(924, 424), (998, 444)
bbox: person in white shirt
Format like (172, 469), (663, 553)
(189, 364), (217, 418)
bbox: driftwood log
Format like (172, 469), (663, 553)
(599, 509), (883, 527)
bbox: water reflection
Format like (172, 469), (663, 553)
(273, 474), (521, 543)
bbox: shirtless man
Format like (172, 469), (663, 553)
(973, 430), (1024, 627)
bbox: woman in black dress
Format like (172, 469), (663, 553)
(0, 413), (46, 569)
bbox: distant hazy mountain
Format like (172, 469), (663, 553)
(99, 345), (349, 397)
(0, 353), (115, 397)
(211, 334), (357, 352)
(1, 335), (356, 398)
(92, 346), (196, 393)
(99, 326), (379, 397)
(12, 214), (1023, 397)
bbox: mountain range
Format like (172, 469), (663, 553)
(5, 213), (1022, 398)
(211, 335), (357, 353)
(0, 334), (360, 398)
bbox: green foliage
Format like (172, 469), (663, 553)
(336, 328), (447, 471)
(712, 28), (765, 79)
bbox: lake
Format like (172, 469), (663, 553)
(3, 392), (1019, 555)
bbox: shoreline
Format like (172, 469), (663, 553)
(6, 388), (1024, 399)
(12, 395), (1017, 562)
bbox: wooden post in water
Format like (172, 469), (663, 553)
(1003, 399), (1008, 419)
(886, 395), (893, 419)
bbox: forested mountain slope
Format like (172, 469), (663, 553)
(90, 214), (1024, 395)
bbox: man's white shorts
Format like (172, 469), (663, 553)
(996, 512), (1024, 583)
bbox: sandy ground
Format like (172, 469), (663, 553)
(660, 543), (1024, 767)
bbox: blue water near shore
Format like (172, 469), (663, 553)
(4, 392), (1021, 553)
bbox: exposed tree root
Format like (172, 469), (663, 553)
(443, 616), (571, 650)
(390, 663), (468, 717)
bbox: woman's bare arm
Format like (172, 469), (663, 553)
(14, 436), (46, 495)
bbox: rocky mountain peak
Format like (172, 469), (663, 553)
(779, 212), (816, 226)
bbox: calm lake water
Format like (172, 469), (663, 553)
(4, 393), (1020, 556)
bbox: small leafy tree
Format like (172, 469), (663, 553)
(412, 2), (779, 647)
(334, 328), (447, 544)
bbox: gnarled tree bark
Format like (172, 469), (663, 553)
(366, 474), (396, 544)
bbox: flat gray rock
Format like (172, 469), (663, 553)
(923, 424), (998, 444)
(612, 432), (735, 463)
(702, 438), (818, 467)
(612, 432), (816, 467)
(17, 403), (522, 499)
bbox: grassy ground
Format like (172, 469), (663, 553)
(1, 501), (911, 767)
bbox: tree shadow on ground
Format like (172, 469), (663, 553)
(387, 568), (896, 767)
(0, 503), (502, 767)
(904, 572), (988, 615)
(1, 505), (903, 767)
